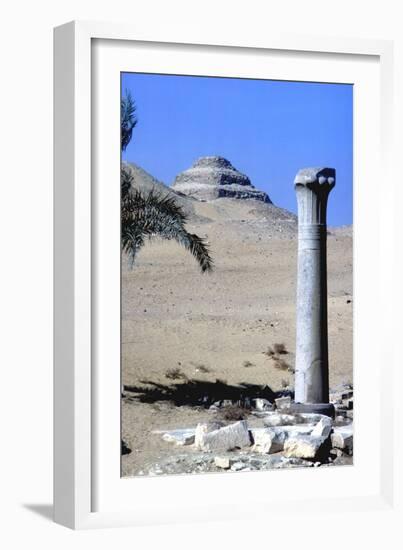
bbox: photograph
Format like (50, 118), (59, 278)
(120, 72), (353, 477)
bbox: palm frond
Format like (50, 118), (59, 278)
(121, 185), (213, 273)
(121, 163), (133, 200)
(121, 91), (138, 151)
(120, 92), (213, 273)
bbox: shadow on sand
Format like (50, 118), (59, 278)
(124, 378), (292, 408)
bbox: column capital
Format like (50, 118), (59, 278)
(295, 167), (335, 226)
(294, 167), (335, 189)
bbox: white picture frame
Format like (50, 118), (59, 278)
(54, 20), (398, 530)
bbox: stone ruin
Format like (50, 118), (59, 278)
(171, 156), (271, 203)
(128, 166), (354, 476)
(294, 167), (336, 414)
(148, 387), (353, 475)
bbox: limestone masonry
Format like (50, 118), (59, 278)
(294, 167), (336, 408)
(171, 156), (271, 203)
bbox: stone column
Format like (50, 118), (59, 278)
(294, 167), (335, 406)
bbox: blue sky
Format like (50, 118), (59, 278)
(122, 73), (353, 226)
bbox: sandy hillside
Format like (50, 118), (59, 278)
(121, 163), (353, 476)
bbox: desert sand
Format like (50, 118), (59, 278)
(121, 164), (352, 476)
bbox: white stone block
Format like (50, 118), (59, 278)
(251, 430), (278, 454)
(262, 413), (296, 427)
(331, 425), (353, 451)
(253, 398), (273, 411)
(262, 412), (328, 427)
(156, 428), (195, 446)
(214, 456), (231, 469)
(311, 417), (332, 438)
(284, 435), (326, 459)
(275, 396), (291, 410)
(251, 425), (314, 454)
(195, 420), (251, 452)
(231, 461), (247, 471)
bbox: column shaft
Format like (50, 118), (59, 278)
(294, 167), (335, 405)
(295, 224), (329, 402)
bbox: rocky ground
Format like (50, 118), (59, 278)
(123, 389), (353, 476)
(121, 161), (353, 477)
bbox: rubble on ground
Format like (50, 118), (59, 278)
(143, 453), (317, 476)
(146, 384), (354, 476)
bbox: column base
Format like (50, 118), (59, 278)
(289, 402), (335, 419)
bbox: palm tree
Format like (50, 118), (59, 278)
(122, 165), (213, 272)
(121, 91), (137, 152)
(121, 94), (213, 273)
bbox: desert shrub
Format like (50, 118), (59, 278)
(165, 368), (188, 381)
(242, 360), (254, 368)
(273, 343), (288, 355)
(262, 347), (275, 357)
(219, 404), (250, 421)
